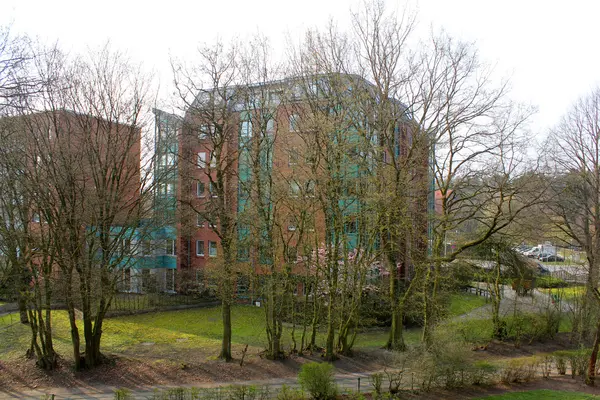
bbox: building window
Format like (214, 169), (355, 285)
(345, 217), (357, 234)
(241, 120), (252, 138)
(309, 80), (319, 96)
(209, 181), (218, 197)
(32, 213), (40, 223)
(209, 241), (218, 257)
(197, 152), (207, 168)
(196, 181), (205, 197)
(288, 148), (298, 166)
(305, 180), (315, 197)
(289, 114), (299, 132)
(266, 118), (275, 136)
(197, 214), (204, 227)
(289, 181), (300, 197)
(210, 151), (217, 168)
(168, 153), (175, 165)
(287, 216), (297, 231)
(269, 90), (282, 103)
(142, 240), (152, 256)
(166, 183), (175, 195)
(199, 124), (212, 139)
(196, 240), (205, 257)
(165, 239), (176, 256)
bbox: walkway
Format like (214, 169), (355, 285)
(456, 283), (574, 321)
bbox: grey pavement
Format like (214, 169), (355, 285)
(457, 283), (574, 321)
(0, 371), (379, 399)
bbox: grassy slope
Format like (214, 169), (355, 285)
(0, 292), (489, 360)
(447, 293), (487, 317)
(476, 390), (600, 399)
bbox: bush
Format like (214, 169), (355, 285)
(553, 350), (569, 375)
(277, 385), (304, 400)
(369, 373), (383, 398)
(564, 348), (590, 378)
(150, 387), (202, 400)
(500, 358), (538, 384)
(471, 361), (498, 386)
(537, 276), (568, 288)
(114, 388), (132, 400)
(298, 362), (337, 400)
(539, 355), (554, 378)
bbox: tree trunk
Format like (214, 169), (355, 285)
(586, 318), (600, 385)
(220, 299), (232, 361)
(324, 296), (336, 361)
(18, 292), (28, 324)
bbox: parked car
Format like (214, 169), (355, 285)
(514, 244), (532, 254)
(540, 254), (564, 262)
(524, 248), (541, 258)
(537, 252), (552, 260)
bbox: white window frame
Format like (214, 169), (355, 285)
(166, 153), (175, 166)
(197, 152), (207, 168)
(289, 114), (299, 132)
(208, 241), (217, 257)
(196, 181), (205, 198)
(199, 124), (211, 140)
(196, 240), (205, 257)
(166, 183), (175, 195)
(266, 119), (275, 136)
(289, 181), (300, 197)
(241, 120), (252, 138)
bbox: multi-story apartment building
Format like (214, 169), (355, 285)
(153, 73), (430, 293)
(0, 109), (172, 294)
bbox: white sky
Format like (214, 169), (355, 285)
(2, 0), (600, 141)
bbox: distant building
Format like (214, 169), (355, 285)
(152, 74), (431, 294)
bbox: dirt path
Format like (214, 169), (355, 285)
(2, 372), (600, 399)
(455, 285), (572, 321)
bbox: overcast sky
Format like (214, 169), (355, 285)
(2, 0), (599, 141)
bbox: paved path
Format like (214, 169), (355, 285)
(456, 284), (573, 321)
(0, 371), (378, 399)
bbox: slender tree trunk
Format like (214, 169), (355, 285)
(18, 291), (29, 324)
(586, 318), (600, 385)
(221, 300), (232, 361)
(65, 271), (82, 370)
(325, 295), (336, 360)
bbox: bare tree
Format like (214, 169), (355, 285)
(546, 87), (600, 385)
(172, 40), (242, 361)
(404, 31), (537, 344)
(0, 26), (39, 324)
(350, 0), (426, 352)
(22, 44), (155, 370)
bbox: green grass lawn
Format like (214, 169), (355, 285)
(0, 293), (498, 361)
(539, 286), (585, 303)
(447, 292), (487, 317)
(0, 305), (394, 361)
(476, 390), (600, 399)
